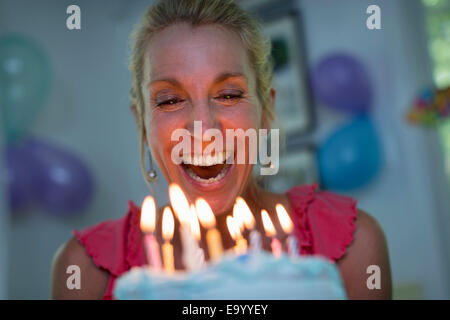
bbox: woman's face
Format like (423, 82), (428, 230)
(143, 23), (265, 215)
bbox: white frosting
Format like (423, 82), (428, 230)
(114, 252), (347, 300)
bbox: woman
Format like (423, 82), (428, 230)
(51, 0), (392, 299)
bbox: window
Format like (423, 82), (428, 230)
(423, 0), (450, 178)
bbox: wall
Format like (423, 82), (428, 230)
(296, 0), (450, 298)
(0, 132), (8, 301)
(1, 0), (167, 299)
(1, 0), (449, 299)
(0, 0), (9, 300)
(0, 133), (7, 301)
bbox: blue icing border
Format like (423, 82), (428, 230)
(114, 252), (347, 300)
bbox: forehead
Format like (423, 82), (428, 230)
(144, 23), (252, 84)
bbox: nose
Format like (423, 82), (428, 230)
(186, 98), (221, 137)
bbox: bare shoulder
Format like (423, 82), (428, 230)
(50, 236), (109, 299)
(352, 210), (387, 249)
(337, 209), (392, 299)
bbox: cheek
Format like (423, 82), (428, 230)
(220, 104), (262, 130)
(147, 113), (183, 159)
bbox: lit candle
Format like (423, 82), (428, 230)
(261, 209), (282, 258)
(168, 183), (190, 225)
(232, 202), (245, 234)
(169, 183), (202, 271)
(189, 205), (201, 242)
(188, 204), (205, 270)
(226, 215), (247, 255)
(249, 230), (262, 252)
(140, 196), (162, 270)
(162, 206), (175, 273)
(195, 198), (223, 261)
(234, 197), (261, 251)
(235, 197), (255, 230)
(276, 203), (298, 257)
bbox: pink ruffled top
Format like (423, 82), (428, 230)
(73, 184), (357, 300)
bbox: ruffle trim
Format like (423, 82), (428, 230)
(286, 184), (357, 262)
(72, 201), (142, 277)
(73, 201), (146, 300)
(73, 228), (116, 274)
(125, 200), (147, 268)
(286, 184), (316, 256)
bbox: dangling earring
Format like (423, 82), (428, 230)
(147, 150), (158, 182)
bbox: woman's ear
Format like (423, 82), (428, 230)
(130, 104), (147, 137)
(130, 104), (139, 125)
(269, 87), (276, 110)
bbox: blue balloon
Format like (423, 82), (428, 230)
(311, 53), (372, 113)
(0, 34), (51, 143)
(318, 115), (381, 190)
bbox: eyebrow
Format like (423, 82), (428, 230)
(148, 72), (247, 88)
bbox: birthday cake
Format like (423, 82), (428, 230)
(113, 251), (347, 300)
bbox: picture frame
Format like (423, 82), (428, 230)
(248, 0), (315, 138)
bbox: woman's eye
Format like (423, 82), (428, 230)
(215, 92), (244, 102)
(156, 98), (183, 107)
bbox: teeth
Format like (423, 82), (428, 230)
(206, 154), (213, 166)
(181, 151), (233, 166)
(225, 151), (233, 164)
(182, 154), (191, 164)
(185, 165), (229, 184)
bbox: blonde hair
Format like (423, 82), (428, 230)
(129, 0), (274, 189)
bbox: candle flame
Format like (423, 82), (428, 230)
(162, 206), (175, 241)
(140, 196), (156, 233)
(169, 183), (190, 225)
(232, 205), (245, 233)
(226, 215), (241, 241)
(189, 204), (201, 241)
(235, 197), (255, 229)
(275, 204), (293, 234)
(261, 209), (276, 237)
(195, 198), (216, 229)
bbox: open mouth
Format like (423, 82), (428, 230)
(180, 151), (233, 184)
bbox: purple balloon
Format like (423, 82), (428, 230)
(4, 142), (40, 211)
(311, 53), (372, 113)
(27, 138), (94, 215)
